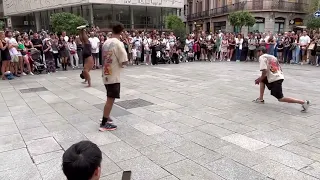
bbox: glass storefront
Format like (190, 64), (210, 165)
(30, 4), (177, 31)
(248, 17), (265, 33)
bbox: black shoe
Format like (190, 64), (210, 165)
(99, 123), (117, 131)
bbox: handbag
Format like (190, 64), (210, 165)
(308, 43), (315, 50)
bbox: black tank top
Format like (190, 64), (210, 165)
(24, 41), (32, 50)
(1, 40), (11, 60)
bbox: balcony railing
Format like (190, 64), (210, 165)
(187, 0), (309, 21)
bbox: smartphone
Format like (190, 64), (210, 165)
(122, 171), (132, 180)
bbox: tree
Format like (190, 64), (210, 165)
(228, 11), (255, 32)
(308, 0), (319, 15)
(307, 18), (320, 29)
(165, 15), (185, 39)
(50, 12), (87, 35)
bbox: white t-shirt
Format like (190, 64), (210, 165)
(259, 54), (284, 83)
(235, 38), (244, 50)
(299, 35), (310, 47)
(5, 37), (20, 56)
(132, 37), (142, 49)
(102, 38), (128, 85)
(63, 36), (69, 42)
(89, 37), (100, 53)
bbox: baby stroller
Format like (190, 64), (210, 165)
(158, 45), (171, 64)
(30, 49), (46, 74)
(187, 50), (194, 62)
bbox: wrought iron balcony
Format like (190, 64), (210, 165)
(187, 0), (309, 21)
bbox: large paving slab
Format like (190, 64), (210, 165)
(1, 62), (320, 179)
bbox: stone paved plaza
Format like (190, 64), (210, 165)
(1, 62), (320, 180)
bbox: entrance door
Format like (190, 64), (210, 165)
(206, 22), (210, 33)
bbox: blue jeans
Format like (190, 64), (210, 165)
(268, 44), (275, 56)
(292, 47), (300, 64)
(317, 56), (320, 65)
(236, 47), (241, 61)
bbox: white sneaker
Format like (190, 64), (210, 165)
(29, 72), (34, 75)
(227, 59), (230, 62)
(22, 72), (27, 76)
(316, 64), (319, 67)
(301, 100), (310, 113)
(236, 60), (240, 62)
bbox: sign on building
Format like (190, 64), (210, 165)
(7, 17), (12, 27)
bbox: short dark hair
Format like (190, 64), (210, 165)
(62, 141), (102, 180)
(257, 46), (267, 53)
(112, 22), (124, 34)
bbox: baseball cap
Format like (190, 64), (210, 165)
(256, 46), (267, 53)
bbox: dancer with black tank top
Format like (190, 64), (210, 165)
(77, 25), (94, 87)
(0, 31), (11, 80)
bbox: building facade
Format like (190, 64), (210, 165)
(186, 0), (310, 34)
(3, 0), (183, 31)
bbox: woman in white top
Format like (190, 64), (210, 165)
(235, 34), (243, 62)
(68, 36), (79, 69)
(143, 34), (152, 65)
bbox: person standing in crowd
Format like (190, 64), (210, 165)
(277, 40), (284, 63)
(17, 35), (33, 75)
(16, 35), (26, 75)
(50, 34), (60, 69)
(131, 32), (142, 64)
(77, 25), (94, 87)
(315, 36), (320, 67)
(267, 34), (275, 56)
(220, 36), (229, 61)
(58, 36), (69, 70)
(89, 32), (100, 69)
(6, 31), (20, 77)
(75, 36), (83, 66)
(241, 37), (249, 61)
(291, 34), (300, 64)
(31, 32), (43, 60)
(150, 35), (159, 65)
(68, 36), (79, 69)
(43, 38), (56, 73)
(283, 33), (291, 64)
(100, 23), (128, 131)
(248, 33), (257, 61)
(0, 31), (11, 80)
(193, 36), (201, 61)
(143, 34), (151, 65)
(253, 46), (310, 112)
(235, 34), (243, 62)
(99, 35), (106, 66)
(207, 39), (214, 62)
(299, 30), (310, 65)
(228, 34), (236, 61)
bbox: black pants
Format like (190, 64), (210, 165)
(53, 53), (60, 68)
(194, 52), (200, 60)
(248, 50), (255, 60)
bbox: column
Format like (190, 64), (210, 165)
(88, 4), (94, 26)
(35, 12), (41, 32)
(130, 6), (134, 30)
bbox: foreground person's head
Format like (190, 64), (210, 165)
(62, 141), (102, 180)
(112, 22), (124, 36)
